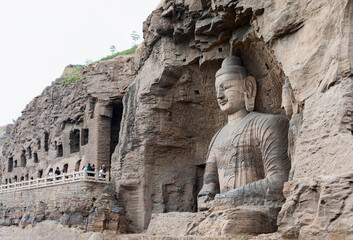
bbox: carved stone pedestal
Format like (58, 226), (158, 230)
(146, 206), (278, 237)
(189, 207), (277, 236)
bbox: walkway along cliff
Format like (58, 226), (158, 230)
(1, 0), (353, 239)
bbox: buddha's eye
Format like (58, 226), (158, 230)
(223, 84), (232, 90)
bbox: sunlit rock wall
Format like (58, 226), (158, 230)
(111, 0), (353, 238)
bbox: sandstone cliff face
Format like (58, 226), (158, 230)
(0, 55), (135, 232)
(2, 55), (135, 184)
(0, 124), (13, 182)
(111, 0), (353, 237)
(1, 0), (352, 238)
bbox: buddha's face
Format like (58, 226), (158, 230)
(215, 72), (246, 115)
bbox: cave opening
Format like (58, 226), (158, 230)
(75, 160), (81, 171)
(44, 132), (49, 152)
(63, 164), (68, 173)
(110, 102), (123, 164)
(38, 170), (43, 178)
(27, 147), (32, 159)
(33, 152), (38, 163)
(57, 144), (63, 157)
(8, 157), (13, 172)
(21, 150), (27, 167)
(69, 130), (80, 153)
(81, 129), (89, 146)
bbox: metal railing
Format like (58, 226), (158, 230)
(0, 169), (110, 193)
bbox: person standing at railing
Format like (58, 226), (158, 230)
(48, 169), (54, 181)
(102, 165), (107, 179)
(55, 167), (61, 180)
(99, 166), (104, 178)
(87, 163), (93, 176)
(75, 169), (80, 178)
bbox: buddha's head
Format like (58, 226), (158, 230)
(215, 55), (257, 115)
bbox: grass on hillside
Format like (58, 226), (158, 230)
(97, 45), (137, 62)
(59, 45), (137, 86)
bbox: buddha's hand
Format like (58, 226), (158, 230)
(211, 193), (230, 210)
(197, 187), (216, 211)
(211, 192), (243, 210)
(197, 195), (212, 211)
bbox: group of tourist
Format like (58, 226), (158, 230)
(81, 163), (108, 178)
(47, 167), (67, 180)
(46, 164), (108, 180)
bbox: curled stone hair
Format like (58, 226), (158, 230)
(215, 55), (247, 78)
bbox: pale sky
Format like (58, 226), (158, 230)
(0, 0), (161, 126)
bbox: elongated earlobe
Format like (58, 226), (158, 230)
(244, 76), (257, 112)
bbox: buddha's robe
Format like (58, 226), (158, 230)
(199, 112), (290, 206)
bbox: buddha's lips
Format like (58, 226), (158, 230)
(218, 99), (228, 105)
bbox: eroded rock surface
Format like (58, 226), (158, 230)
(278, 172), (353, 239)
(112, 0), (353, 237)
(2, 54), (135, 185)
(0, 220), (117, 240)
(0, 0), (353, 238)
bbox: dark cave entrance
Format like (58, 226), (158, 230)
(75, 160), (81, 171)
(110, 102), (123, 167)
(57, 144), (63, 157)
(8, 157), (13, 172)
(63, 164), (68, 173)
(69, 130), (80, 154)
(38, 170), (43, 178)
(21, 150), (27, 167)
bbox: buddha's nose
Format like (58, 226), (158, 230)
(217, 91), (225, 99)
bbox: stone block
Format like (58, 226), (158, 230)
(106, 221), (118, 231)
(19, 212), (35, 228)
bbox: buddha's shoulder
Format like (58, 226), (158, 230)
(249, 112), (289, 126)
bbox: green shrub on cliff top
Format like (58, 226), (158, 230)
(60, 65), (86, 85)
(60, 75), (85, 85)
(59, 45), (137, 86)
(97, 45), (137, 62)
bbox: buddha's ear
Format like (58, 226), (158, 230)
(244, 76), (257, 112)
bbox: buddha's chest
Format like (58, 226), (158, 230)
(210, 126), (264, 193)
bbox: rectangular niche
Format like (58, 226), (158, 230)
(81, 128), (89, 146)
(14, 160), (18, 168)
(8, 157), (13, 172)
(38, 170), (43, 178)
(27, 147), (32, 159)
(33, 152), (39, 163)
(57, 144), (63, 157)
(44, 132), (49, 152)
(21, 150), (27, 167)
(69, 129), (80, 154)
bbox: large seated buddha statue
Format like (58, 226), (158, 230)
(197, 55), (290, 234)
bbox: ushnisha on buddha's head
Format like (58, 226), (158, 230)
(215, 55), (257, 117)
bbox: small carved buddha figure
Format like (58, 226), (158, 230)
(281, 78), (302, 180)
(198, 55), (290, 213)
